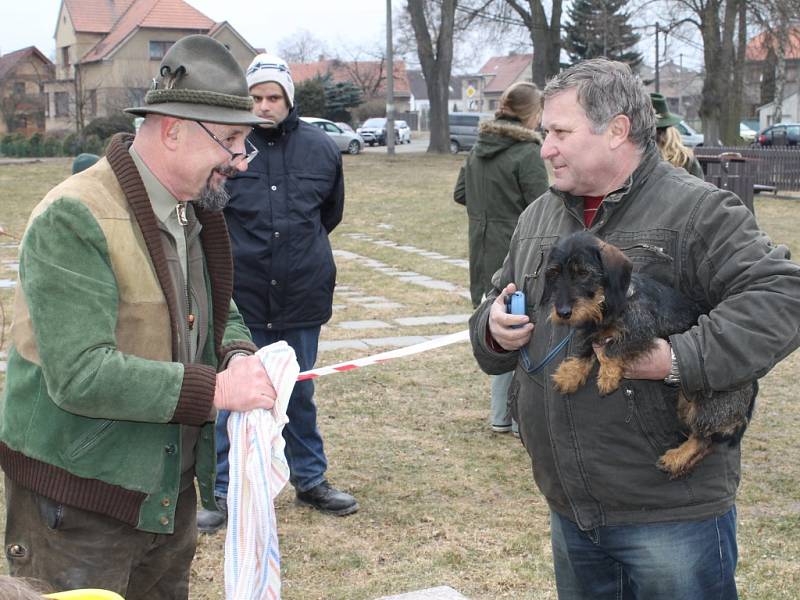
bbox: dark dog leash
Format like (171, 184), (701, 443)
(519, 330), (574, 374)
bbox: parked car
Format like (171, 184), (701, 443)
(448, 112), (494, 153)
(675, 120), (704, 147)
(756, 123), (800, 147)
(739, 122), (757, 143)
(395, 120), (412, 143)
(301, 117), (363, 154)
(357, 117), (399, 146)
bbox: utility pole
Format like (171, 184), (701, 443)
(654, 22), (660, 93)
(678, 53), (683, 115)
(386, 0), (395, 155)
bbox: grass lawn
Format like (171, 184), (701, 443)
(1, 152), (799, 599)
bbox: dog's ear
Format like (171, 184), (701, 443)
(599, 241), (632, 318)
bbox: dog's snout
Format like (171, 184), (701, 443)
(556, 305), (573, 320)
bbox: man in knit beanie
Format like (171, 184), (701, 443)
(197, 52), (356, 533)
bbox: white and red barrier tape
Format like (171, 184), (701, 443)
(297, 329), (470, 381)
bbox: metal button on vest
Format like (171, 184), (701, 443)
(271, 280), (277, 286)
(161, 497), (171, 507)
(266, 323), (273, 329)
(274, 231), (280, 238)
(160, 516), (169, 526)
(6, 543), (26, 558)
(270, 185), (277, 191)
(165, 443), (176, 454)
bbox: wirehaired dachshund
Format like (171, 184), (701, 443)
(542, 231), (754, 478)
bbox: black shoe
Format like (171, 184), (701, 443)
(296, 480), (359, 516)
(197, 497), (227, 534)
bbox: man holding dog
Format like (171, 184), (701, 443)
(469, 58), (800, 599)
(0, 35), (276, 598)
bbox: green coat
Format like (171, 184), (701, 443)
(0, 134), (257, 533)
(454, 117), (549, 307)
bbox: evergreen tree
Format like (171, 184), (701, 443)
(321, 78), (363, 123)
(294, 79), (326, 117)
(563, 0), (642, 67)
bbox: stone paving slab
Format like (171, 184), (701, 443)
(317, 339), (371, 352)
(362, 302), (405, 310)
(337, 319), (392, 330)
(361, 335), (430, 348)
(394, 314), (471, 327)
(375, 586), (469, 600)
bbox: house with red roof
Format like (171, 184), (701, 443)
(0, 46), (54, 136)
(744, 27), (800, 125)
(458, 53), (533, 113)
(46, 0), (259, 132)
(289, 58), (412, 113)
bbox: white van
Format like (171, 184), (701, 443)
(448, 112), (494, 154)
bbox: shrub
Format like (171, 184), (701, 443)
(28, 133), (43, 157)
(61, 132), (80, 156)
(42, 136), (62, 157)
(83, 114), (135, 140)
(83, 134), (104, 156)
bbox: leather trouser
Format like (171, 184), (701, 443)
(4, 476), (198, 600)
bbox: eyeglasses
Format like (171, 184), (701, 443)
(194, 121), (259, 165)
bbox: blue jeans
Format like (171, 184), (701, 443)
(550, 508), (738, 600)
(214, 326), (328, 496)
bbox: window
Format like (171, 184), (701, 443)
(149, 41), (174, 60)
(61, 46), (70, 68)
(13, 82), (25, 96)
(55, 91), (69, 117)
(44, 92), (49, 117)
(323, 122), (341, 133)
(88, 89), (97, 116)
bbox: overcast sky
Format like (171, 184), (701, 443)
(0, 0), (396, 60)
(0, 0), (705, 72)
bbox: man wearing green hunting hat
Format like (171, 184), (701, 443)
(650, 92), (704, 177)
(1, 35), (276, 598)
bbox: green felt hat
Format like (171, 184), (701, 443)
(125, 35), (269, 126)
(650, 93), (682, 128)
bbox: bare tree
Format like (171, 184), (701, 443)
(277, 29), (329, 63)
(649, 0), (748, 145)
(504, 0), (564, 87)
(407, 0), (458, 153)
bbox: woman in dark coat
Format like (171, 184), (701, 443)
(454, 81), (550, 434)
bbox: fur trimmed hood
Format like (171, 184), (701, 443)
(474, 117), (542, 158)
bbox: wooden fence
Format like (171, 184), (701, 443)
(694, 146), (800, 192)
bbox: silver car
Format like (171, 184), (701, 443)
(301, 117), (363, 155)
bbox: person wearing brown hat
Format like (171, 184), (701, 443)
(650, 92), (704, 178)
(0, 35), (276, 598)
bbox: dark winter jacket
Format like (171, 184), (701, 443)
(224, 108), (345, 331)
(470, 146), (800, 531)
(454, 117), (550, 307)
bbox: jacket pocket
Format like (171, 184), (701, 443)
(604, 229), (679, 284)
(628, 381), (687, 455)
(66, 419), (118, 461)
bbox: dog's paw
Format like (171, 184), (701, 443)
(657, 437), (712, 479)
(596, 359), (624, 395)
(553, 357), (594, 393)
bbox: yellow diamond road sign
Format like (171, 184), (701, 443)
(466, 84), (476, 98)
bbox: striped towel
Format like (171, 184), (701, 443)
(224, 341), (299, 600)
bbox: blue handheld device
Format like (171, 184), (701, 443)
(505, 291), (526, 326)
